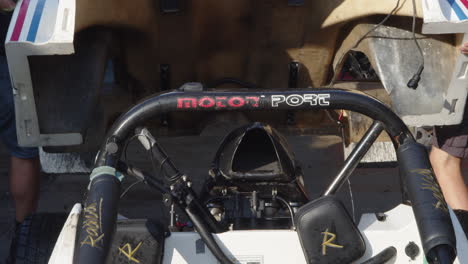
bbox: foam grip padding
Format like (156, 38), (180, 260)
(76, 174), (121, 264)
(397, 141), (456, 259)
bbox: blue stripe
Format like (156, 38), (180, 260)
(447, 0), (468, 20)
(26, 0), (47, 42)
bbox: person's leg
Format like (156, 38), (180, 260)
(9, 156), (40, 222)
(0, 51), (40, 222)
(430, 146), (468, 210)
(1, 112), (40, 223)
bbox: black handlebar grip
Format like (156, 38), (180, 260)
(397, 141), (456, 263)
(76, 172), (121, 264)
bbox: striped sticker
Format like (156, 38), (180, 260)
(447, 0), (468, 20)
(10, 0), (47, 42)
(26, 0), (47, 42)
(10, 0), (30, 41)
(460, 0), (468, 9)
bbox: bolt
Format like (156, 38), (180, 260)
(376, 213), (387, 221)
(405, 242), (420, 260)
(106, 142), (119, 154)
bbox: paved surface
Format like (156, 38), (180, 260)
(1, 131), (462, 263)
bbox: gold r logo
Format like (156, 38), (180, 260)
(118, 241), (143, 263)
(321, 228), (344, 255)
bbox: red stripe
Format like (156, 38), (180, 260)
(460, 0), (468, 9)
(10, 0), (31, 41)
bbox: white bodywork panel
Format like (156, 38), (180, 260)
(163, 231), (307, 264)
(162, 205), (464, 264)
(422, 0), (468, 34)
(5, 0), (79, 147)
(419, 0), (468, 127)
(49, 203), (82, 264)
(49, 203), (468, 263)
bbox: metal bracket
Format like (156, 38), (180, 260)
(288, 62), (299, 89)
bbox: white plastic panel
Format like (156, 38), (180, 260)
(422, 0), (468, 34)
(5, 0), (79, 147)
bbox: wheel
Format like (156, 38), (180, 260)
(14, 213), (67, 264)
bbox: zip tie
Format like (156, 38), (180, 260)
(88, 166), (124, 190)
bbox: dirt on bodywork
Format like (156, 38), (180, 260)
(73, 0), (425, 92)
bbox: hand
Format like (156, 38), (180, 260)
(461, 42), (468, 55)
(0, 0), (15, 12)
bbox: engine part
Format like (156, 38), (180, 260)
(212, 122), (299, 182)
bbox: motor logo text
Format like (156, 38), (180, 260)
(271, 94), (330, 107)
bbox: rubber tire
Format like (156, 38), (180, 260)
(14, 213), (68, 264)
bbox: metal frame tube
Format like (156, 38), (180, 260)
(323, 121), (385, 196)
(95, 89), (412, 168)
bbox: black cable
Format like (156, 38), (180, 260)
(328, 0), (402, 87)
(122, 134), (140, 164)
(407, 0), (425, 89)
(122, 132), (167, 182)
(120, 179), (144, 198)
(411, 0), (424, 67)
(275, 195), (296, 230)
(135, 127), (183, 183)
(120, 132), (169, 199)
(113, 131), (230, 262)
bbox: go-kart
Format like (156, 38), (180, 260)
(49, 87), (468, 264)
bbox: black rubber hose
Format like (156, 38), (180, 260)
(361, 247), (397, 264)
